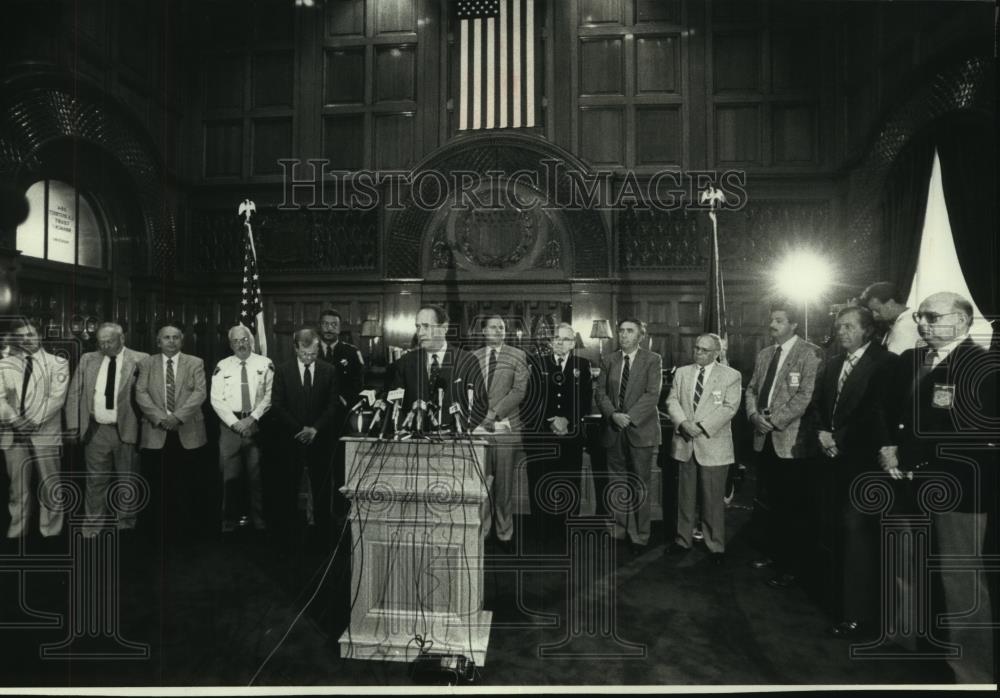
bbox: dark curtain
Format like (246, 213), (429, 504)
(935, 112), (998, 316)
(878, 136), (935, 301)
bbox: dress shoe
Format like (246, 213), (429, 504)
(828, 620), (862, 638)
(709, 552), (726, 566)
(749, 557), (773, 569)
(692, 528), (704, 541)
(665, 542), (691, 555)
(766, 573), (797, 588)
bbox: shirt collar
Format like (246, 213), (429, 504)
(695, 360), (716, 379)
(162, 352), (182, 364)
(427, 342), (448, 360)
(297, 358), (314, 372)
(778, 335), (799, 353)
(930, 334), (969, 363)
(622, 348), (639, 363)
(846, 342), (871, 363)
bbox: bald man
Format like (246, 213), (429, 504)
(882, 292), (996, 683)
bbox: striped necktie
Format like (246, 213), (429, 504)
(165, 357), (176, 412)
(240, 360), (252, 414)
(693, 365), (705, 410)
(618, 355), (630, 409)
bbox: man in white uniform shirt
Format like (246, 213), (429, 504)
(211, 325), (274, 533)
(65, 322), (149, 535)
(860, 281), (923, 355)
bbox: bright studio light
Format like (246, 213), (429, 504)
(773, 251), (833, 303)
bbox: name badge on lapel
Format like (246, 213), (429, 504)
(789, 372), (801, 388)
(712, 390), (723, 405)
(932, 383), (955, 409)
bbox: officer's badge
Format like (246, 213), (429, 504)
(712, 390), (723, 405)
(340, 359), (349, 366)
(573, 368), (580, 378)
(932, 383), (955, 409)
(789, 372), (801, 387)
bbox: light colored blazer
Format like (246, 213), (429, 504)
(65, 347), (149, 445)
(135, 353), (208, 450)
(744, 337), (822, 458)
(666, 362), (742, 466)
(595, 347), (663, 448)
(0, 349), (70, 449)
(473, 344), (528, 432)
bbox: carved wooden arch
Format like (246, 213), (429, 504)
(384, 132), (609, 279)
(0, 69), (172, 276)
(845, 52), (994, 244)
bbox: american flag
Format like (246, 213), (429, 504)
(240, 224), (268, 356)
(456, 0), (538, 130)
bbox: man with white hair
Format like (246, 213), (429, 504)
(210, 325), (274, 533)
(882, 291), (996, 683)
(65, 322), (149, 535)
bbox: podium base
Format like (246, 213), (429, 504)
(338, 610), (493, 666)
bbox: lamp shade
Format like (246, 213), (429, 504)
(590, 319), (613, 340)
(360, 320), (381, 338)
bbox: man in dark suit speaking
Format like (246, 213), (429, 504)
(388, 304), (486, 433)
(271, 328), (343, 543)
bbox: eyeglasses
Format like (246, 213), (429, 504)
(912, 311), (962, 324)
(693, 346), (716, 354)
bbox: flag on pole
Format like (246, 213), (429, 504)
(238, 199), (268, 356)
(456, 0), (538, 131)
(701, 188), (728, 364)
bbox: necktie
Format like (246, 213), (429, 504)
(240, 360), (252, 414)
(919, 349), (937, 379)
(557, 356), (564, 373)
(618, 355), (630, 409)
(303, 364), (312, 391)
(758, 346), (782, 411)
(487, 349), (497, 391)
(165, 357), (176, 412)
(429, 353), (440, 392)
(832, 354), (856, 422)
(20, 355), (33, 417)
(105, 355), (117, 410)
(693, 365), (705, 410)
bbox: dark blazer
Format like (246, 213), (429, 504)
(389, 346), (488, 429)
(809, 343), (895, 472)
(270, 359), (342, 446)
(541, 352), (593, 439)
(317, 340), (365, 404)
(595, 348), (663, 448)
(887, 337), (997, 512)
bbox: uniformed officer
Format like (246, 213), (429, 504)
(210, 325), (274, 533)
(528, 322), (592, 531)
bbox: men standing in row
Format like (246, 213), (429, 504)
(135, 322), (208, 544)
(390, 305), (487, 432)
(860, 281), (923, 354)
(809, 307), (894, 637)
(881, 292), (995, 683)
(596, 319), (663, 552)
(271, 329), (342, 543)
(473, 315), (528, 548)
(0, 320), (69, 541)
(665, 333), (741, 563)
(210, 325), (274, 533)
(65, 323), (149, 536)
(529, 322), (591, 532)
(744, 303), (821, 588)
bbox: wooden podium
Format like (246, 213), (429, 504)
(337, 437), (493, 665)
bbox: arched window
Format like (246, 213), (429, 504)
(16, 180), (107, 269)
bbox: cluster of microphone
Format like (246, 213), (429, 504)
(346, 380), (476, 439)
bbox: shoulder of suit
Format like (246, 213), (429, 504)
(125, 348), (150, 361)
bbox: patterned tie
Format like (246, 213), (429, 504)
(832, 354), (856, 422)
(429, 353), (441, 392)
(693, 365), (705, 410)
(165, 357), (176, 412)
(758, 346), (782, 411)
(487, 349), (497, 391)
(240, 360), (252, 414)
(104, 355), (117, 409)
(19, 355), (33, 417)
(618, 355), (630, 409)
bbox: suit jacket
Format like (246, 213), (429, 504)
(540, 352), (592, 440)
(886, 338), (997, 512)
(270, 359), (342, 446)
(65, 347), (149, 445)
(0, 349), (70, 449)
(317, 340), (365, 407)
(389, 346), (488, 429)
(666, 362), (742, 466)
(808, 343), (894, 470)
(474, 344), (529, 431)
(595, 348), (663, 449)
(135, 353), (208, 450)
(745, 337), (822, 458)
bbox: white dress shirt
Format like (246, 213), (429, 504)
(426, 342), (448, 374)
(691, 360), (716, 405)
(297, 359), (315, 386)
(885, 310), (924, 355)
(93, 350), (125, 424)
(928, 333), (970, 370)
(766, 334), (799, 407)
(161, 352), (183, 414)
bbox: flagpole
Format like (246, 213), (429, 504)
(700, 185), (728, 365)
(238, 199), (267, 357)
